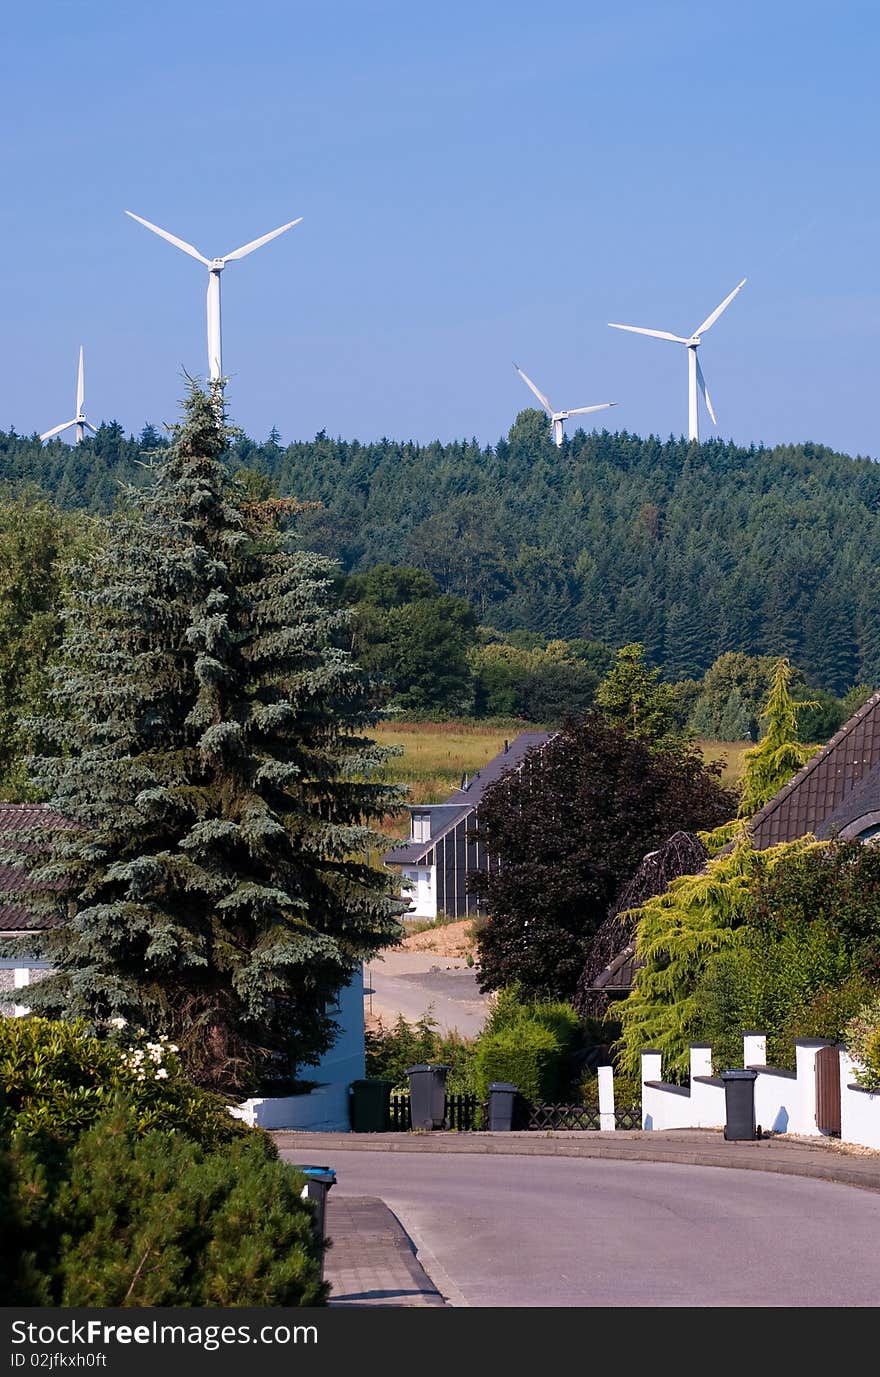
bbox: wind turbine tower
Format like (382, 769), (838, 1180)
(40, 347), (97, 444)
(608, 278), (747, 442)
(125, 210), (303, 382)
(513, 363), (616, 446)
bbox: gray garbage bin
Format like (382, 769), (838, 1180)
(487, 1082), (518, 1131)
(721, 1069), (758, 1140)
(406, 1063), (450, 1129)
(292, 1165), (336, 1279)
(349, 1078), (392, 1132)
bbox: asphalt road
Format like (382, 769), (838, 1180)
(299, 1148), (880, 1307)
(363, 951), (489, 1036)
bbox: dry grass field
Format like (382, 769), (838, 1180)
(370, 722), (754, 845)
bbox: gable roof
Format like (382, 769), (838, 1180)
(384, 730), (551, 865)
(748, 689), (880, 848)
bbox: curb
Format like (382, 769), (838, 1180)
(275, 1129), (880, 1195)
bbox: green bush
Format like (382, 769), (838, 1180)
(365, 1011), (477, 1094)
(485, 984), (581, 1050)
(845, 995), (880, 1090)
(0, 1017), (323, 1306)
(6, 1106), (325, 1306)
(0, 1016), (248, 1156)
(474, 1022), (563, 1103)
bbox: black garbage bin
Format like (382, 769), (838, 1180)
(292, 1165), (336, 1280)
(487, 1082), (518, 1132)
(349, 1078), (392, 1132)
(721, 1069), (758, 1140)
(406, 1063), (450, 1129)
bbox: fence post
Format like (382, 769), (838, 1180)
(743, 1031), (767, 1067)
(640, 1050), (662, 1130)
(598, 1065), (615, 1131)
(689, 1044), (713, 1079)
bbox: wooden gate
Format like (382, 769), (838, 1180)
(815, 1045), (841, 1135)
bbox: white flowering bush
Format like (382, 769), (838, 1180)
(844, 995), (880, 1091)
(0, 1017), (248, 1148)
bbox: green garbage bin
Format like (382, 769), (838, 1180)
(349, 1078), (393, 1132)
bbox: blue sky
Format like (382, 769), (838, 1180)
(2, 1), (878, 455)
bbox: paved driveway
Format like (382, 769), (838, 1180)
(364, 950), (489, 1036)
(301, 1148), (880, 1307)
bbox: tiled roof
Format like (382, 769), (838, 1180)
(591, 944), (640, 992)
(748, 689), (880, 848)
(0, 804), (74, 933)
(384, 731), (552, 864)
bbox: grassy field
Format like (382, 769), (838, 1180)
(371, 722), (753, 843)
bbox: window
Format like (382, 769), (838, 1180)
(411, 812), (431, 843)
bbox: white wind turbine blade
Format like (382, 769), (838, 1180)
(76, 347), (84, 412)
(40, 420), (76, 441)
(125, 211), (211, 266)
(693, 278), (747, 336)
(513, 363), (553, 414)
(82, 419), (98, 434)
(566, 402), (617, 417)
(696, 356), (717, 425)
(608, 323), (690, 343)
(221, 217), (303, 263)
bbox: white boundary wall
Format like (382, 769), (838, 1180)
(638, 1034), (880, 1148)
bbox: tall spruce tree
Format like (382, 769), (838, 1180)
(16, 383), (404, 1094)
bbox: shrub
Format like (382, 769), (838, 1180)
(6, 1106), (325, 1306)
(364, 1011), (477, 1094)
(0, 1017), (321, 1306)
(845, 995), (880, 1091)
(474, 1022), (562, 1103)
(484, 984), (581, 1050)
(0, 1017), (247, 1159)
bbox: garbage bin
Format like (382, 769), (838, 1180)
(349, 1078), (393, 1132)
(487, 1082), (518, 1132)
(292, 1165), (336, 1280)
(721, 1069), (758, 1140)
(406, 1063), (450, 1129)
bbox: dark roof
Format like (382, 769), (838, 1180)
(0, 804), (74, 933)
(384, 731), (552, 864)
(748, 689), (880, 848)
(591, 944), (640, 993)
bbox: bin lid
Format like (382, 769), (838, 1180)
(292, 1164), (337, 1181)
(405, 1064), (451, 1074)
(488, 1082), (518, 1092)
(720, 1069), (758, 1080)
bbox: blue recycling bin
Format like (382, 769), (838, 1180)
(292, 1164), (336, 1278)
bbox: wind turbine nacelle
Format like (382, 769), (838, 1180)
(686, 336), (701, 347)
(211, 258), (225, 271)
(553, 412), (568, 422)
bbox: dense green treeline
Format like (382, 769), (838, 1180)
(5, 409), (880, 692)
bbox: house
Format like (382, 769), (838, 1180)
(582, 687), (880, 1009)
(0, 803), (72, 1016)
(383, 731), (551, 919)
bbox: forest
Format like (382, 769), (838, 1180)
(3, 407), (880, 712)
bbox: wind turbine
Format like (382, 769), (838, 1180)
(40, 347), (97, 444)
(513, 363), (616, 446)
(608, 278), (747, 442)
(125, 210), (303, 382)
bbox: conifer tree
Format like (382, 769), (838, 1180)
(737, 657), (817, 818)
(16, 382), (404, 1095)
(595, 643), (680, 745)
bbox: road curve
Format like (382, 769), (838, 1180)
(291, 1148), (880, 1307)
